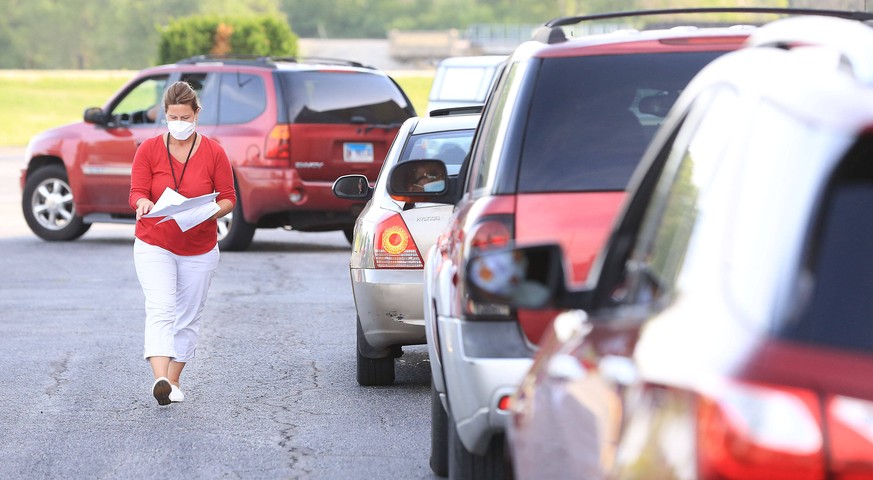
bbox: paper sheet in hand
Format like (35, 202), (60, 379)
(143, 187), (220, 232)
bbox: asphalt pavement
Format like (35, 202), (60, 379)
(0, 148), (437, 479)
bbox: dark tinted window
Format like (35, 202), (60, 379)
(782, 139), (873, 353)
(218, 73), (266, 124)
(280, 71), (414, 124)
(518, 52), (724, 193)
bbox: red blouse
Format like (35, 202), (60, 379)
(129, 134), (236, 256)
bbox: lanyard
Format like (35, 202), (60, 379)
(166, 132), (197, 192)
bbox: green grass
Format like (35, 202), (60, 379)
(0, 71), (138, 146)
(394, 74), (433, 116)
(0, 70), (434, 147)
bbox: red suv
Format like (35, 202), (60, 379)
(20, 55), (415, 250)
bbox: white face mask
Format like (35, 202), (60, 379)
(167, 120), (195, 141)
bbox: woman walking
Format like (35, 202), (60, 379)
(129, 81), (236, 406)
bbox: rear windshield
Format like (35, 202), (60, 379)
(518, 52), (724, 193)
(279, 71), (414, 125)
(780, 139), (873, 353)
(400, 128), (475, 175)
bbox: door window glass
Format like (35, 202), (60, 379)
(624, 89), (738, 306)
(109, 75), (169, 127)
(470, 60), (521, 194)
(780, 136), (873, 353)
(218, 73), (266, 124)
(179, 73), (218, 125)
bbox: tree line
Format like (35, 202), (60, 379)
(0, 0), (861, 69)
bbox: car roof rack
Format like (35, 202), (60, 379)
(176, 54), (274, 66)
(429, 105), (484, 117)
(176, 54), (373, 69)
(533, 7), (873, 44)
(271, 56), (374, 69)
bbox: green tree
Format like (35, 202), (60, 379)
(157, 14), (298, 64)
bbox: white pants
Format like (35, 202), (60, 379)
(134, 238), (220, 362)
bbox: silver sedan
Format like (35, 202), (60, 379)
(333, 110), (480, 385)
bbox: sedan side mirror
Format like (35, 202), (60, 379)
(465, 244), (567, 309)
(83, 107), (108, 126)
(332, 175), (373, 201)
(386, 159), (456, 204)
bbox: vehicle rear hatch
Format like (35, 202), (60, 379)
(510, 48), (736, 344)
(277, 70), (415, 183)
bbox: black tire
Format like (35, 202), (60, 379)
(22, 164), (91, 241)
(217, 188), (256, 251)
(356, 316), (395, 386)
(343, 227), (354, 245)
(431, 381), (449, 477)
(448, 416), (507, 480)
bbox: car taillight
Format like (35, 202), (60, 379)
(468, 215), (513, 251)
(697, 381), (825, 480)
(374, 213), (423, 269)
(827, 395), (873, 477)
(265, 125), (291, 160)
(463, 215), (514, 318)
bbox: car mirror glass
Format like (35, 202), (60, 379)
(332, 175), (371, 200)
(465, 244), (566, 309)
(388, 159), (448, 197)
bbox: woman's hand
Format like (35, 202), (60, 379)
(135, 198), (155, 220)
(209, 199), (235, 221)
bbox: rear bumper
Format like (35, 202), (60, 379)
(352, 268), (426, 350)
(439, 316), (535, 455)
(234, 166), (365, 224)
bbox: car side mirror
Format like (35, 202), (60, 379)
(387, 159), (455, 204)
(83, 107), (108, 125)
(332, 175), (372, 201)
(465, 244), (567, 309)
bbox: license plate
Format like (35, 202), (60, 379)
(343, 142), (374, 163)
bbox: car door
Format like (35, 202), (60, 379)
(78, 74), (168, 213)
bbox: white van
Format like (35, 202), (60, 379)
(426, 55), (506, 114)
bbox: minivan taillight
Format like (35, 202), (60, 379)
(463, 215), (514, 319)
(697, 381), (825, 480)
(265, 125), (291, 160)
(374, 213), (423, 269)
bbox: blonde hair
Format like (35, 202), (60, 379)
(162, 81), (201, 112)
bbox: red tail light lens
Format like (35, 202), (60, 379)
(697, 381), (824, 480)
(265, 125), (291, 160)
(463, 215), (514, 318)
(374, 213), (423, 269)
(468, 215), (513, 251)
(827, 395), (873, 477)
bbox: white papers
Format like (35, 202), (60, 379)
(143, 187), (220, 232)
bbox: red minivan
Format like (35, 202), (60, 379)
(20, 56), (415, 250)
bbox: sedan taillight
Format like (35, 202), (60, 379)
(374, 213), (423, 269)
